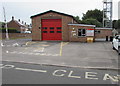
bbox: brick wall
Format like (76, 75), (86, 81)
(68, 25), (95, 42)
(7, 20), (21, 32)
(95, 29), (112, 38)
(1, 33), (31, 39)
(31, 12), (76, 41)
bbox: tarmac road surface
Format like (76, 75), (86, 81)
(2, 61), (119, 84)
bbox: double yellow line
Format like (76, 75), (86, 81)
(60, 42), (69, 56)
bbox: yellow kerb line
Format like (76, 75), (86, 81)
(60, 42), (63, 56)
(26, 41), (36, 45)
(62, 42), (69, 46)
(59, 42), (69, 56)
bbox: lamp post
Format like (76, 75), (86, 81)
(3, 6), (9, 40)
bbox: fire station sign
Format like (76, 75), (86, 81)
(86, 29), (94, 36)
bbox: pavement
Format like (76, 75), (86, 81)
(1, 38), (119, 70)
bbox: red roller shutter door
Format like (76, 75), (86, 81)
(41, 19), (62, 40)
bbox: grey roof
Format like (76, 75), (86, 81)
(68, 24), (96, 27)
(14, 20), (25, 27)
(95, 27), (112, 30)
(31, 10), (80, 24)
(31, 10), (74, 18)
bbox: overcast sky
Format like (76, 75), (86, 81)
(0, 0), (119, 24)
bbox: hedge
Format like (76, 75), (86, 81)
(0, 28), (20, 33)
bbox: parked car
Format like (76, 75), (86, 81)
(112, 35), (120, 55)
(24, 31), (31, 33)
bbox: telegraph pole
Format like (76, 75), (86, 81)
(3, 6), (9, 40)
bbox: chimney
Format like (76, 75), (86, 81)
(25, 22), (26, 25)
(22, 21), (24, 24)
(12, 16), (14, 20)
(18, 19), (20, 22)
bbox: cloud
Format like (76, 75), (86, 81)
(1, 0), (119, 24)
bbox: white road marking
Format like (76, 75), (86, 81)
(0, 64), (4, 68)
(34, 47), (44, 52)
(12, 43), (19, 47)
(8, 51), (59, 56)
(52, 54), (59, 56)
(68, 71), (81, 79)
(10, 51), (17, 53)
(34, 53), (40, 55)
(85, 72), (98, 80)
(1, 65), (15, 69)
(25, 41), (36, 46)
(53, 70), (67, 77)
(103, 74), (119, 82)
(6, 51), (9, 53)
(1, 63), (119, 83)
(41, 45), (49, 47)
(1, 43), (4, 47)
(15, 67), (47, 73)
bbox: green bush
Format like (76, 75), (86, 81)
(0, 28), (19, 33)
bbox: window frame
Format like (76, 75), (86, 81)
(43, 31), (47, 33)
(50, 31), (54, 33)
(50, 27), (54, 29)
(78, 29), (86, 37)
(95, 30), (101, 34)
(57, 27), (62, 29)
(42, 27), (47, 29)
(57, 31), (62, 33)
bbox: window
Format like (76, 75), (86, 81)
(50, 31), (54, 33)
(50, 27), (54, 29)
(43, 31), (47, 33)
(57, 31), (62, 33)
(95, 30), (100, 33)
(57, 27), (61, 29)
(78, 29), (86, 37)
(43, 27), (47, 29)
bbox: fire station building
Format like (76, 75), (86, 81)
(31, 10), (112, 42)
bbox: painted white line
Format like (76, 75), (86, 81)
(40, 53), (46, 56)
(12, 43), (19, 46)
(0, 64), (4, 68)
(8, 51), (59, 56)
(1, 65), (15, 69)
(41, 45), (49, 47)
(41, 48), (44, 52)
(26, 41), (36, 46)
(52, 54), (59, 56)
(1, 43), (4, 47)
(34, 47), (45, 52)
(34, 53), (40, 55)
(10, 51), (17, 53)
(6, 51), (9, 53)
(15, 67), (47, 73)
(26, 52), (32, 54)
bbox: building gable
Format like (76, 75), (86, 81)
(30, 10), (79, 23)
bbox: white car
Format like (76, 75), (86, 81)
(112, 35), (120, 55)
(24, 31), (31, 33)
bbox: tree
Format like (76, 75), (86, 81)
(112, 20), (117, 29)
(81, 18), (102, 27)
(82, 9), (104, 23)
(74, 16), (81, 23)
(115, 19), (120, 29)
